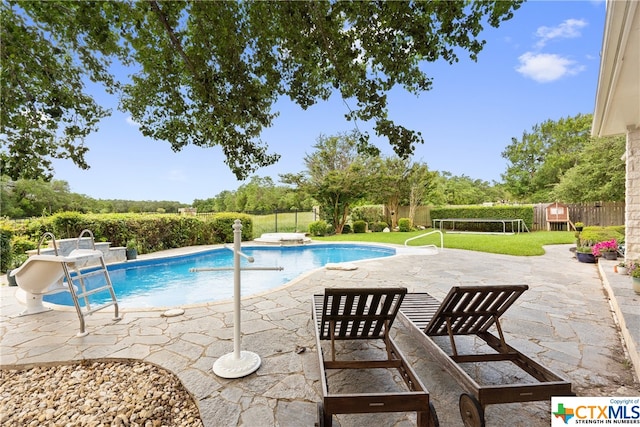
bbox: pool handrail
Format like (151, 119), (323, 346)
(404, 230), (444, 250)
(224, 243), (254, 263)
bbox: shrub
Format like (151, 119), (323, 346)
(0, 212), (255, 264)
(9, 235), (36, 269)
(398, 218), (411, 232)
(0, 225), (13, 272)
(342, 224), (352, 234)
(353, 220), (367, 233)
(51, 212), (85, 238)
(208, 213), (252, 243)
(631, 262), (640, 278)
(350, 205), (384, 224)
(579, 226), (624, 247)
(11, 235), (36, 255)
(369, 221), (388, 232)
(309, 220), (328, 236)
(609, 225), (625, 239)
(325, 224), (335, 235)
(431, 205), (534, 232)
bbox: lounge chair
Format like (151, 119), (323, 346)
(398, 285), (573, 427)
(312, 287), (438, 427)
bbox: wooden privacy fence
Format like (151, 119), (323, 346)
(397, 202), (625, 231)
(532, 202), (625, 231)
(396, 206), (431, 227)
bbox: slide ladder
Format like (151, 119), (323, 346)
(63, 229), (121, 337)
(41, 230), (121, 337)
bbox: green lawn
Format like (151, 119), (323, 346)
(251, 211), (316, 237)
(313, 230), (576, 256)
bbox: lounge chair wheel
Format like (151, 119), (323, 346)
(316, 402), (331, 427)
(316, 402), (323, 427)
(428, 402), (440, 427)
(459, 393), (485, 427)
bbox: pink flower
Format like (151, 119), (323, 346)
(592, 239), (618, 257)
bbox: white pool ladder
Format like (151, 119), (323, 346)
(42, 230), (121, 337)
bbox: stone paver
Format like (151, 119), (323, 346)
(1, 244), (638, 426)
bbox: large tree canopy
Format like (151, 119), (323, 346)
(300, 132), (373, 234)
(501, 113), (625, 203)
(0, 1), (121, 180)
(551, 134), (625, 202)
(2, 0), (522, 181)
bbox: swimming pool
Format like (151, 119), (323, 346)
(43, 244), (395, 308)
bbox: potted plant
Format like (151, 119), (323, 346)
(126, 239), (138, 260)
(592, 239), (618, 260)
(574, 222), (584, 232)
(6, 252), (29, 286)
(630, 261), (640, 294)
(576, 246), (596, 263)
(617, 261), (629, 275)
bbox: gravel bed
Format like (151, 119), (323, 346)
(0, 360), (203, 427)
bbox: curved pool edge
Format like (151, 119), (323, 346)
(42, 241), (409, 312)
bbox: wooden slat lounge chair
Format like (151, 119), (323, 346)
(398, 285), (573, 427)
(312, 287), (438, 427)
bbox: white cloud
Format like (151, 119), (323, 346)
(516, 52), (585, 83)
(535, 18), (587, 48)
(126, 116), (139, 127)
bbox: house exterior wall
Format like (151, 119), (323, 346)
(626, 127), (640, 261)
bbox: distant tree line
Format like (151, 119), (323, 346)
(2, 113), (622, 230)
(0, 176), (188, 218)
(0, 168), (501, 221)
(193, 131), (508, 233)
(211, 113), (623, 233)
(192, 176), (316, 214)
(193, 158), (505, 216)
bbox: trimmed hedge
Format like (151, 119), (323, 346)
(430, 205), (534, 232)
(209, 213), (253, 243)
(579, 226), (624, 246)
(1, 212), (253, 271)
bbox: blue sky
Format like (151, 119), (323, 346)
(51, 1), (606, 204)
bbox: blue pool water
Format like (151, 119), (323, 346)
(43, 244), (395, 308)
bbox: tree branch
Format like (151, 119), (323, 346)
(147, 1), (197, 77)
